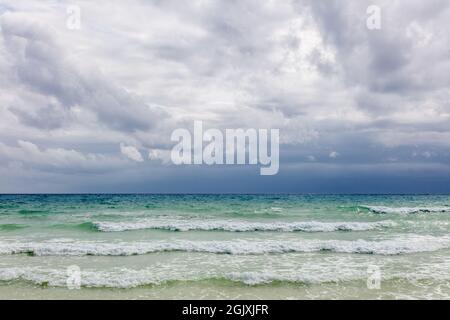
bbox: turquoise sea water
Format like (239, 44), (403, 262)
(1, 194), (450, 299)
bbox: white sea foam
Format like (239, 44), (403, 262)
(1, 235), (449, 256)
(93, 219), (394, 232)
(225, 271), (362, 285)
(0, 266), (360, 288)
(0, 267), (365, 288)
(0, 267), (169, 288)
(2, 263), (450, 289)
(362, 206), (450, 214)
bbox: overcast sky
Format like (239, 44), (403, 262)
(1, 0), (450, 193)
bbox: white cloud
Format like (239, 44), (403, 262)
(148, 148), (172, 164)
(329, 151), (339, 158)
(120, 143), (143, 162)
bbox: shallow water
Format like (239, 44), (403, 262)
(1, 194), (450, 299)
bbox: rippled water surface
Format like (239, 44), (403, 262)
(1, 194), (450, 299)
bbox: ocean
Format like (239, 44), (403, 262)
(1, 194), (450, 299)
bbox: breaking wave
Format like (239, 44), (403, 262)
(2, 267), (450, 289)
(1, 235), (449, 256)
(93, 219), (395, 233)
(0, 267), (365, 288)
(361, 206), (450, 214)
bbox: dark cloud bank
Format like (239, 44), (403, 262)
(0, 0), (450, 193)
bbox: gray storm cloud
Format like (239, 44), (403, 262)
(0, 0), (449, 193)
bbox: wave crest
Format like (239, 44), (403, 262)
(0, 268), (361, 288)
(362, 206), (450, 214)
(93, 219), (395, 233)
(1, 235), (449, 256)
